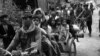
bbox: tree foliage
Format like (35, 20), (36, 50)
(2, 0), (23, 25)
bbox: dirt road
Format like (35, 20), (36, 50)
(76, 8), (100, 56)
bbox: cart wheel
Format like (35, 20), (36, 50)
(68, 38), (76, 56)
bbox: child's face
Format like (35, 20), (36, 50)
(34, 18), (40, 26)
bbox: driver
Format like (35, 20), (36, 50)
(6, 15), (41, 54)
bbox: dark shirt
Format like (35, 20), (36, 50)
(0, 24), (15, 38)
(0, 24), (15, 48)
(83, 9), (92, 22)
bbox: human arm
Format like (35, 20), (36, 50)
(30, 27), (41, 49)
(6, 30), (20, 52)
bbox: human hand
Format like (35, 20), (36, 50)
(21, 51), (29, 56)
(1, 48), (12, 56)
(11, 50), (21, 56)
(31, 42), (38, 47)
(3, 34), (7, 37)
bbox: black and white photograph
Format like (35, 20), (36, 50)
(0, 0), (100, 56)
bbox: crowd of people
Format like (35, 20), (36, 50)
(0, 1), (94, 56)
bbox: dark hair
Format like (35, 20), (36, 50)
(0, 15), (8, 19)
(0, 15), (8, 23)
(55, 18), (61, 25)
(22, 15), (32, 20)
(35, 10), (42, 15)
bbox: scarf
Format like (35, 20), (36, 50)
(21, 21), (35, 33)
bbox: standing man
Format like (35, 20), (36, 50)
(83, 4), (92, 37)
(0, 15), (15, 49)
(90, 3), (94, 15)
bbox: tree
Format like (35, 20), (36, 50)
(2, 0), (23, 25)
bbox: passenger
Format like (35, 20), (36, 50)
(0, 15), (15, 49)
(6, 15), (42, 55)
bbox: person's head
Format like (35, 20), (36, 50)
(0, 15), (9, 25)
(49, 17), (56, 26)
(33, 8), (45, 18)
(32, 16), (41, 26)
(84, 4), (88, 10)
(33, 8), (45, 22)
(56, 18), (61, 26)
(61, 19), (67, 26)
(90, 3), (93, 6)
(22, 15), (35, 30)
(70, 3), (74, 8)
(51, 11), (56, 17)
(61, 4), (66, 10)
(56, 7), (61, 10)
(35, 10), (43, 18)
(90, 3), (93, 8)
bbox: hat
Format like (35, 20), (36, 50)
(33, 8), (44, 16)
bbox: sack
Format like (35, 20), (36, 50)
(72, 24), (80, 31)
(76, 30), (84, 38)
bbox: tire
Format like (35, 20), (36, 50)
(68, 38), (76, 56)
(56, 43), (61, 56)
